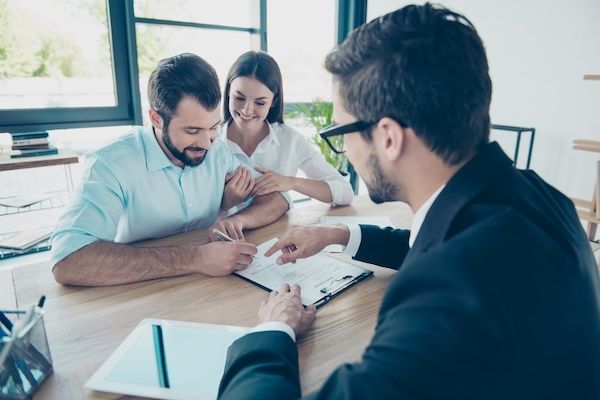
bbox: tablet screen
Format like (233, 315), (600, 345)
(87, 320), (248, 399)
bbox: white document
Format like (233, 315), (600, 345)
(319, 216), (396, 252)
(235, 238), (372, 306)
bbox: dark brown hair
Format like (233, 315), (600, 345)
(223, 51), (284, 124)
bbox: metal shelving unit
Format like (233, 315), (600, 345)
(0, 151), (79, 259)
(0, 191), (70, 259)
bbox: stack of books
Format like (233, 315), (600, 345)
(10, 131), (58, 158)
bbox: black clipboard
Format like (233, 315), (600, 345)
(234, 269), (373, 309)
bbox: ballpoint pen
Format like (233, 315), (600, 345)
(212, 228), (235, 242)
(212, 228), (258, 262)
(213, 229), (292, 258)
(37, 295), (46, 309)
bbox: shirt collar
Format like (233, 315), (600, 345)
(264, 122), (281, 147)
(223, 120), (280, 155)
(409, 184), (446, 247)
(142, 126), (174, 172)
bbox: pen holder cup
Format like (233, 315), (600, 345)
(0, 310), (53, 400)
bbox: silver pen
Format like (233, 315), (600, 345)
(212, 228), (256, 261)
(212, 228), (235, 242)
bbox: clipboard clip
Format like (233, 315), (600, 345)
(313, 271), (373, 309)
(319, 275), (354, 294)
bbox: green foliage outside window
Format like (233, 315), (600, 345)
(0, 0), (171, 79)
(0, 0), (105, 79)
(285, 100), (347, 174)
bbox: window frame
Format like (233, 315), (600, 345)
(0, 0), (143, 133)
(0, 0), (267, 134)
(335, 0), (367, 193)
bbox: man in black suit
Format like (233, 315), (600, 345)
(218, 3), (600, 399)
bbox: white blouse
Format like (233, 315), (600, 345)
(220, 121), (354, 206)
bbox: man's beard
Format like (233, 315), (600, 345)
(365, 154), (398, 204)
(162, 125), (207, 167)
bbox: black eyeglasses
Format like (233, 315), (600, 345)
(319, 120), (375, 154)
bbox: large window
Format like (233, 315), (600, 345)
(0, 0), (343, 133)
(0, 0), (140, 133)
(0, 1), (115, 109)
(133, 0), (264, 124)
(268, 0), (336, 102)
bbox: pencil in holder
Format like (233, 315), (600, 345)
(0, 309), (53, 400)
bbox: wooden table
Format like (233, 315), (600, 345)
(1, 196), (413, 399)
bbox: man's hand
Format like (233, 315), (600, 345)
(221, 166), (255, 210)
(265, 224), (350, 264)
(209, 216), (245, 241)
(251, 166), (294, 196)
(194, 241), (257, 276)
(258, 284), (316, 338)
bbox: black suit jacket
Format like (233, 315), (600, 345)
(218, 142), (600, 399)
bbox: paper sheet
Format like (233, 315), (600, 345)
(235, 238), (370, 305)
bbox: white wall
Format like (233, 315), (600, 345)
(367, 0), (600, 200)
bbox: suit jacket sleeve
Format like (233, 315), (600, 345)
(353, 225), (410, 269)
(218, 331), (301, 400)
(218, 244), (517, 400)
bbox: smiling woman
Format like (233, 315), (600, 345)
(218, 51), (354, 212)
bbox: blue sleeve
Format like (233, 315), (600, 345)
(50, 156), (125, 266)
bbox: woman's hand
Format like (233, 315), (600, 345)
(252, 166), (295, 196)
(221, 166), (255, 210)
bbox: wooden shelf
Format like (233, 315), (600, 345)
(573, 77), (600, 240)
(572, 136), (599, 240)
(573, 139), (600, 153)
(572, 198), (592, 209)
(0, 150), (78, 172)
(576, 208), (600, 225)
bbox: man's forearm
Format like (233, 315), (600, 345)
(52, 241), (199, 286)
(234, 192), (288, 229)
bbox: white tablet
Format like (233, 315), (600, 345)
(86, 319), (249, 400)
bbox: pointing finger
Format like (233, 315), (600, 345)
(265, 237), (294, 257)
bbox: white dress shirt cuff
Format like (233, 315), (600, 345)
(325, 180), (354, 206)
(249, 321), (296, 342)
(342, 223), (362, 257)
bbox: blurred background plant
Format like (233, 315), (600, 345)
(285, 99), (348, 174)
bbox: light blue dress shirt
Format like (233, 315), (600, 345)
(51, 126), (244, 266)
